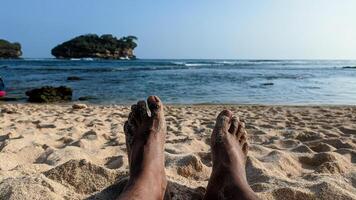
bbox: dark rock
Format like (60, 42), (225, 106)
(342, 66), (356, 69)
(67, 76), (83, 81)
(26, 86), (72, 103)
(262, 83), (274, 86)
(78, 96), (97, 101)
(72, 103), (88, 109)
(36, 123), (56, 129)
(0, 97), (23, 102)
(0, 39), (22, 59)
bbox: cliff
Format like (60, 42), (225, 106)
(51, 34), (137, 59)
(0, 39), (22, 59)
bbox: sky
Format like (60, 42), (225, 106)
(1, 0), (356, 59)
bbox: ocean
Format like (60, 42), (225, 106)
(0, 59), (356, 105)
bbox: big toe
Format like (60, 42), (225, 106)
(214, 110), (233, 133)
(147, 95), (164, 118)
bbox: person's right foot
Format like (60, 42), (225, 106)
(204, 110), (260, 200)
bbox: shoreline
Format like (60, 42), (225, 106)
(2, 101), (356, 107)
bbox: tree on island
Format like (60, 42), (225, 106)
(0, 39), (22, 59)
(51, 34), (138, 59)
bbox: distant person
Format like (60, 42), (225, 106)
(0, 77), (6, 97)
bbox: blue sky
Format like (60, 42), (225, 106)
(1, 0), (355, 59)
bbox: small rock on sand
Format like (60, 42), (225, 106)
(72, 103), (88, 109)
(36, 123), (56, 129)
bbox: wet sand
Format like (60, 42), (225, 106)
(0, 104), (355, 200)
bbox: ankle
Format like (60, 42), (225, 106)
(138, 168), (167, 188)
(226, 181), (259, 200)
(127, 174), (167, 199)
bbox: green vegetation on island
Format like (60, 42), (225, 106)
(51, 34), (138, 59)
(0, 39), (22, 59)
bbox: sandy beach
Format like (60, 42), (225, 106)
(0, 103), (355, 200)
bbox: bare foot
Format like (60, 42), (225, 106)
(118, 96), (167, 200)
(204, 110), (259, 200)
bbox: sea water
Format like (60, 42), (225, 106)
(0, 59), (356, 105)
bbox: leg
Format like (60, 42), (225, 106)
(118, 96), (167, 200)
(204, 110), (260, 200)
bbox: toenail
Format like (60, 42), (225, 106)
(153, 96), (159, 102)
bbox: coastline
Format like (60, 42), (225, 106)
(1, 103), (355, 199)
(3, 100), (356, 107)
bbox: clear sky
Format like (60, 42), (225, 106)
(1, 0), (355, 59)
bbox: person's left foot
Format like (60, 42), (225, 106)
(203, 110), (259, 200)
(121, 96), (167, 199)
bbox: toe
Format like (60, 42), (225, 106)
(130, 104), (141, 124)
(211, 110), (232, 146)
(239, 130), (247, 144)
(239, 127), (248, 154)
(124, 120), (131, 135)
(127, 111), (138, 128)
(240, 133), (247, 144)
(228, 116), (239, 135)
(236, 121), (245, 141)
(242, 142), (249, 155)
(124, 120), (135, 142)
(147, 95), (164, 118)
(214, 110), (233, 133)
(124, 121), (134, 161)
(137, 100), (149, 121)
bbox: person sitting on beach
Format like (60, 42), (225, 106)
(118, 96), (260, 200)
(0, 77), (6, 97)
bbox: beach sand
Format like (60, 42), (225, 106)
(0, 103), (355, 200)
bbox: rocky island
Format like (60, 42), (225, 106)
(0, 39), (22, 59)
(51, 34), (137, 59)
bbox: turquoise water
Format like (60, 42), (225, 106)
(0, 59), (356, 105)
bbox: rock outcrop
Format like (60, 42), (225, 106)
(25, 86), (72, 103)
(0, 39), (22, 59)
(51, 34), (137, 59)
(67, 76), (83, 81)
